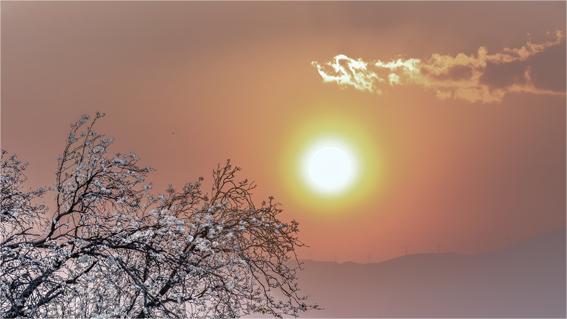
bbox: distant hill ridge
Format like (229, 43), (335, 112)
(299, 229), (566, 317)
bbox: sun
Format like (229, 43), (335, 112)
(301, 138), (359, 196)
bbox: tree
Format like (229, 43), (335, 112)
(0, 113), (316, 318)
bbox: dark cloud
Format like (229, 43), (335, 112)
(529, 44), (566, 92)
(430, 65), (475, 81)
(481, 60), (530, 88)
(481, 42), (566, 92)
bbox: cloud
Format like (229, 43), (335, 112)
(312, 31), (565, 103)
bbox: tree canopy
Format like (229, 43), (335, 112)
(0, 113), (316, 318)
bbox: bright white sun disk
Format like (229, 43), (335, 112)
(301, 139), (359, 195)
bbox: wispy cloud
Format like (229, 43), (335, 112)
(312, 31), (565, 103)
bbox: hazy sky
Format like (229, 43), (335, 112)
(2, 1), (565, 262)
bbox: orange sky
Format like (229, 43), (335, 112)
(2, 2), (565, 262)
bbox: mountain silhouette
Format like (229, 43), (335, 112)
(299, 229), (566, 317)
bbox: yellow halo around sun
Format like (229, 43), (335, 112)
(280, 113), (381, 214)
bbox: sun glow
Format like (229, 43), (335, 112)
(280, 111), (382, 214)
